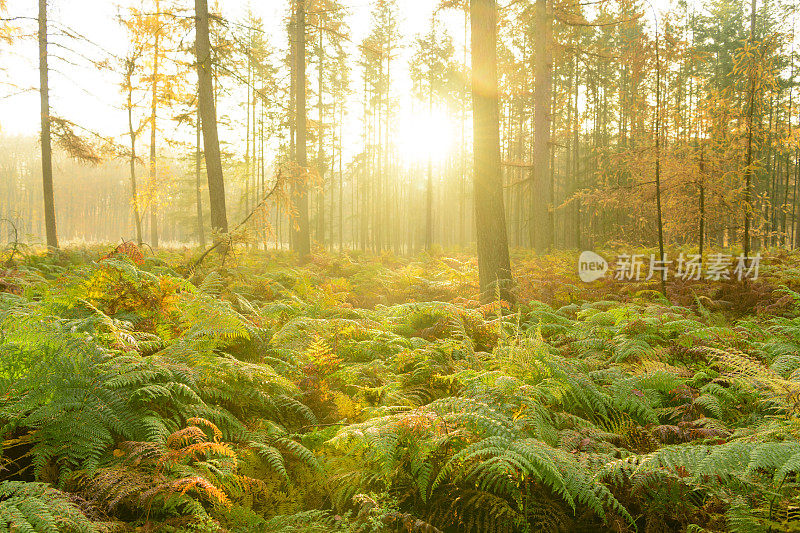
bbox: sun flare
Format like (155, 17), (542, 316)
(396, 108), (458, 165)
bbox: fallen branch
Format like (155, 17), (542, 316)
(189, 169), (285, 274)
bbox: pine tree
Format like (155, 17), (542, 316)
(38, 0), (57, 249)
(195, 0), (229, 245)
(470, 0), (513, 302)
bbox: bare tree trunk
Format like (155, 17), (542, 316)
(126, 67), (143, 246)
(698, 140), (705, 259)
(149, 0), (160, 248)
(338, 100), (344, 252)
(743, 0), (757, 257)
(245, 41), (251, 219)
(317, 30), (325, 248)
(460, 8), (468, 247)
(38, 0), (57, 249)
(573, 52), (581, 249)
(291, 0), (311, 257)
(195, 0), (228, 243)
(654, 24), (666, 295)
(384, 37), (392, 252)
(532, 0), (552, 252)
(470, 0), (513, 302)
(425, 85), (433, 251)
(195, 105), (206, 248)
(794, 152), (800, 248)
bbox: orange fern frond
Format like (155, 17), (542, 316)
(166, 426), (207, 449)
(172, 476), (230, 506)
(186, 417), (223, 442)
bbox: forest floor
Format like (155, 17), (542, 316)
(1, 245), (800, 532)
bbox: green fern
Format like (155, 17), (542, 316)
(0, 481), (97, 533)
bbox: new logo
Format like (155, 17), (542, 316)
(578, 251), (608, 282)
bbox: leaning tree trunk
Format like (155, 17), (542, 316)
(38, 0), (58, 249)
(195, 0), (228, 243)
(470, 0), (513, 302)
(291, 0), (311, 257)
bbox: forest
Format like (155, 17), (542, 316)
(2, 0), (800, 531)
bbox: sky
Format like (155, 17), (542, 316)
(0, 0), (464, 140)
(0, 0), (679, 159)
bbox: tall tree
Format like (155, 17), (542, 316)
(470, 0), (512, 301)
(123, 52), (144, 246)
(316, 28), (326, 248)
(532, 0), (553, 252)
(291, 0), (311, 257)
(38, 0), (57, 249)
(195, 0), (228, 242)
(148, 0), (161, 248)
(652, 4), (665, 295)
(743, 0), (757, 257)
(121, 1), (190, 246)
(195, 95), (206, 248)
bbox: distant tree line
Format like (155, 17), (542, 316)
(0, 0), (797, 292)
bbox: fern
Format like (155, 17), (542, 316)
(0, 481), (97, 533)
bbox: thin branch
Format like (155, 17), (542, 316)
(190, 169), (286, 273)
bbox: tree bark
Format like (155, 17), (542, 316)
(698, 140), (705, 259)
(532, 0), (552, 252)
(291, 0), (311, 257)
(654, 24), (666, 295)
(38, 0), (58, 249)
(317, 30), (325, 248)
(425, 85), (433, 251)
(470, 0), (513, 302)
(149, 0), (160, 248)
(743, 0), (757, 257)
(126, 62), (143, 246)
(195, 0), (228, 243)
(195, 104), (206, 248)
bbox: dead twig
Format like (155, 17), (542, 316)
(189, 169), (285, 274)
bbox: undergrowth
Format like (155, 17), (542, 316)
(1, 246), (800, 532)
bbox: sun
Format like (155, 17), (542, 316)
(396, 108), (458, 165)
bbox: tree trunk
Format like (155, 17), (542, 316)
(470, 0), (513, 302)
(148, 0), (161, 248)
(384, 38), (392, 252)
(338, 100), (344, 252)
(698, 141), (705, 259)
(317, 30), (325, 248)
(195, 105), (206, 248)
(654, 27), (666, 295)
(38, 0), (57, 249)
(127, 73), (143, 246)
(291, 0), (311, 257)
(532, 0), (552, 252)
(743, 0), (757, 257)
(195, 0), (228, 245)
(245, 41), (251, 220)
(425, 85), (433, 251)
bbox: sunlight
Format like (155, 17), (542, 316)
(396, 108), (458, 165)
